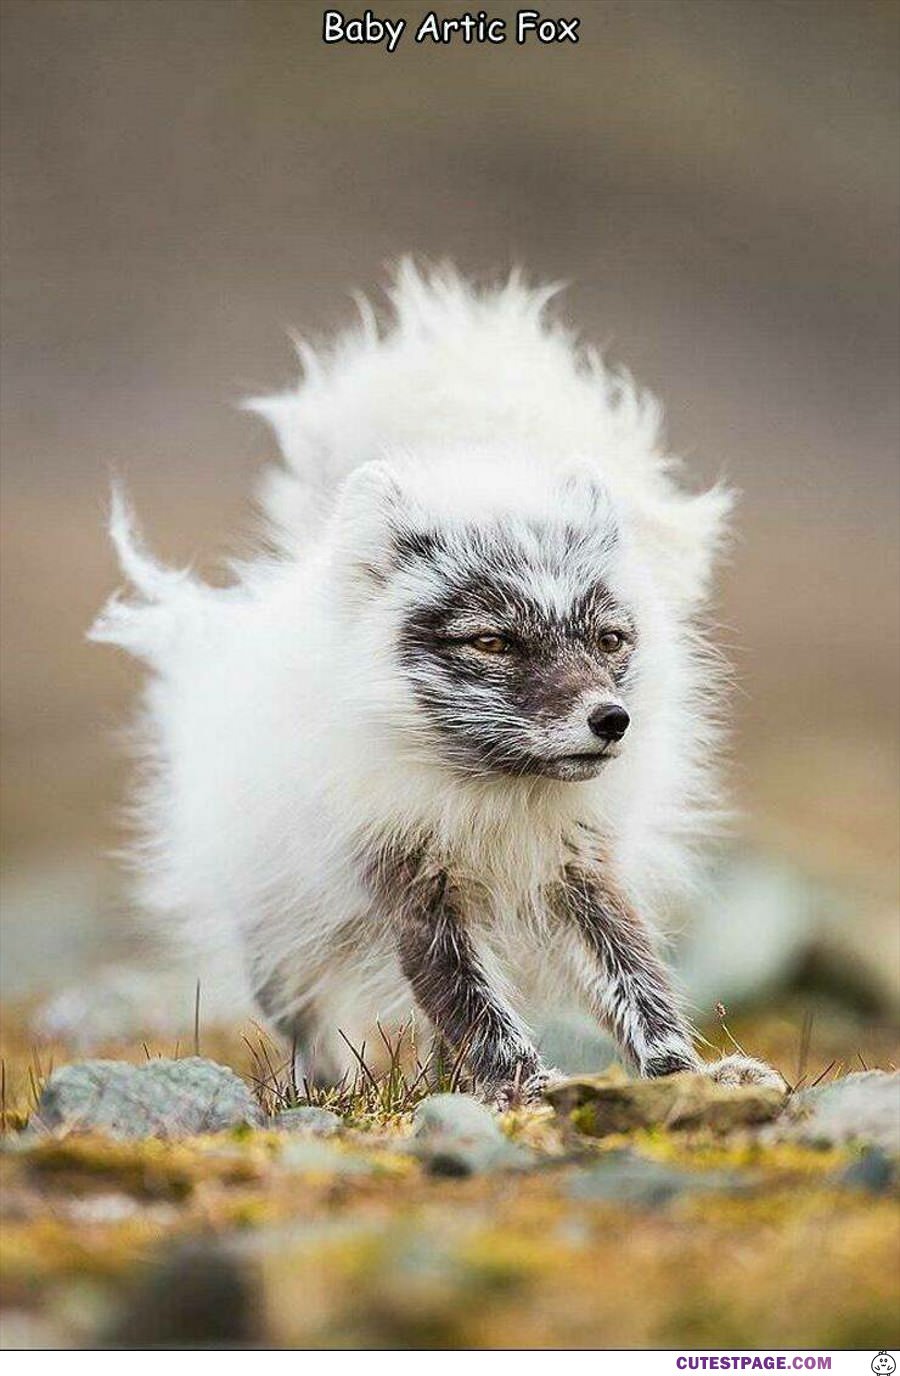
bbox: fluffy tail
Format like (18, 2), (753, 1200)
(241, 260), (570, 547)
(90, 485), (200, 664)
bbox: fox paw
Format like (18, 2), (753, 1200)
(704, 1054), (786, 1092)
(492, 1066), (562, 1111)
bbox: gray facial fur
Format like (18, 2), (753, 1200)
(395, 515), (637, 778)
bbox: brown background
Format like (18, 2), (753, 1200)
(2, 0), (898, 999)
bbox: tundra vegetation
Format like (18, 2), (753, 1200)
(1, 1005), (897, 1350)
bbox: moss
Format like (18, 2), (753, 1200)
(632, 1126), (849, 1175)
(549, 1070), (787, 1136)
(1, 1011), (898, 1349)
(21, 1133), (267, 1199)
(0, 1214), (172, 1304)
(1, 1109), (30, 1134)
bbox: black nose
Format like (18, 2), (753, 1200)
(588, 704), (630, 742)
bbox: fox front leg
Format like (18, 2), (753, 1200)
(371, 850), (549, 1105)
(557, 866), (785, 1089)
(556, 865), (701, 1077)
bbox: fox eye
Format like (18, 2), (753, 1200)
(468, 634), (511, 655)
(598, 630), (625, 654)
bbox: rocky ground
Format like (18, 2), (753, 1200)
(1, 1008), (898, 1350)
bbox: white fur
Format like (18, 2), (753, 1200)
(93, 263), (733, 1065)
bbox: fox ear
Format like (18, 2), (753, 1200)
(557, 465), (618, 529)
(331, 461), (413, 594)
(335, 460), (404, 528)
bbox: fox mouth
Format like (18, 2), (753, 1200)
(464, 744), (622, 780)
(523, 747), (620, 780)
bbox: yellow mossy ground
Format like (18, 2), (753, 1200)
(1, 1005), (897, 1349)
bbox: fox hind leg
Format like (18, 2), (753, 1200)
(252, 972), (343, 1092)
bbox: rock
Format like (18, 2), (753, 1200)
(412, 1093), (532, 1176)
(278, 1139), (374, 1175)
(568, 1149), (748, 1208)
(838, 1148), (895, 1195)
(273, 1106), (342, 1136)
(35, 1058), (264, 1140)
(414, 1093), (503, 1138)
(546, 1068), (787, 1137)
(101, 1241), (262, 1348)
(780, 1070), (900, 1154)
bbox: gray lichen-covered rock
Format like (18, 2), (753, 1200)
(779, 1071), (900, 1154)
(412, 1093), (531, 1176)
(838, 1148), (895, 1195)
(278, 1139), (374, 1175)
(546, 1068), (787, 1137)
(35, 1058), (264, 1139)
(414, 1093), (502, 1139)
(273, 1106), (342, 1136)
(568, 1150), (749, 1209)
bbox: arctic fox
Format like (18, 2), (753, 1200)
(93, 264), (783, 1102)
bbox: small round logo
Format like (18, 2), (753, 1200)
(872, 1355), (896, 1375)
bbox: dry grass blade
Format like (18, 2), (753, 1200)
(796, 1009), (814, 1086)
(337, 1030), (380, 1095)
(236, 1016), (471, 1122)
(193, 980), (201, 1058)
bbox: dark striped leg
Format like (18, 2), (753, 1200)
(556, 865), (700, 1077)
(373, 851), (547, 1103)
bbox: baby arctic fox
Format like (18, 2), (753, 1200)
(95, 264), (782, 1102)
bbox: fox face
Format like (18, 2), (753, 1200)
(336, 457), (651, 781)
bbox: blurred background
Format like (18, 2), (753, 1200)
(2, 0), (898, 1039)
